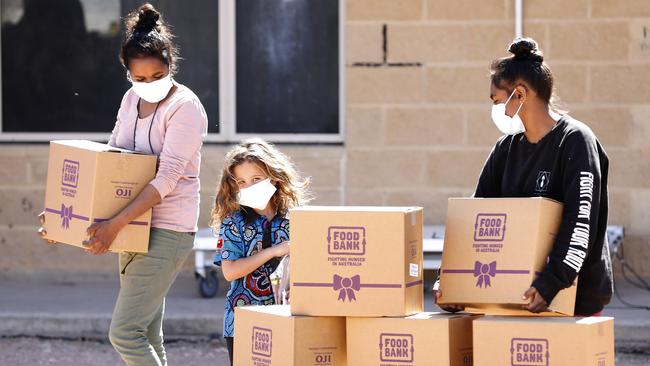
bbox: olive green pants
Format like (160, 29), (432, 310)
(109, 228), (194, 366)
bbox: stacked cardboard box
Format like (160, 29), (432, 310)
(438, 198), (614, 365)
(234, 305), (347, 366)
(290, 207), (424, 317)
(235, 207), (477, 366)
(473, 316), (614, 365)
(42, 140), (157, 253)
(347, 312), (478, 366)
(234, 200), (614, 365)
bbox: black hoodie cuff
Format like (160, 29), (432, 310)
(531, 271), (564, 305)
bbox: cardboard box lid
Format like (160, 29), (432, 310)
(448, 197), (561, 205)
(465, 305), (572, 317)
(475, 316), (613, 325)
(405, 312), (479, 321)
(52, 140), (150, 155)
(291, 206), (422, 213)
(347, 312), (475, 322)
(238, 305), (341, 321)
(237, 305), (292, 317)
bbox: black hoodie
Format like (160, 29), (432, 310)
(475, 115), (613, 315)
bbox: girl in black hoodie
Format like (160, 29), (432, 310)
(436, 38), (613, 316)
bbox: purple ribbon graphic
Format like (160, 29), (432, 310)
(474, 261), (497, 288)
(45, 206), (90, 230)
(44, 203), (148, 235)
(45, 204), (90, 229)
(60, 204), (73, 229)
(43, 205), (148, 230)
(333, 274), (361, 302)
(293, 274), (402, 301)
(442, 260), (530, 288)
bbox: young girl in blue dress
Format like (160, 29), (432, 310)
(211, 138), (310, 365)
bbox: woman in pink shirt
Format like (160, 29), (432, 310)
(40, 4), (207, 365)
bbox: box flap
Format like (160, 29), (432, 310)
(465, 304), (573, 316)
(475, 315), (613, 324)
(448, 197), (562, 205)
(106, 145), (154, 156)
(51, 140), (151, 155)
(406, 312), (479, 320)
(291, 206), (423, 213)
(52, 140), (112, 152)
(238, 305), (293, 317)
(576, 316), (614, 324)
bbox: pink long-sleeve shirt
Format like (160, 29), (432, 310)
(109, 83), (208, 233)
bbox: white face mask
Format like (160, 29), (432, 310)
(491, 89), (525, 135)
(237, 178), (277, 210)
(131, 73), (173, 103)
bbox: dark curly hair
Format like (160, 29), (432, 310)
(120, 3), (179, 74)
(490, 37), (563, 111)
(210, 138), (312, 230)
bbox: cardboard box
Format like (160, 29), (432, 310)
(347, 312), (478, 366)
(290, 206), (424, 317)
(438, 198), (577, 316)
(473, 316), (614, 366)
(234, 305), (347, 366)
(42, 140), (156, 253)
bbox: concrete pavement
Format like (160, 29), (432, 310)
(0, 273), (648, 352)
(0, 273), (224, 341)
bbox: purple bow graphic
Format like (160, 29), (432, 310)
(60, 204), (73, 229)
(473, 261), (497, 288)
(333, 274), (361, 302)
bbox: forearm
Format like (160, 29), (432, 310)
(533, 134), (601, 303)
(222, 250), (274, 281)
(112, 184), (162, 227)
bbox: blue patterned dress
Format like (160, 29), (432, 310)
(213, 208), (290, 337)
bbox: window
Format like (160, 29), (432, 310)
(0, 0), (342, 143)
(1, 0), (127, 138)
(234, 0), (341, 138)
(215, 0), (343, 143)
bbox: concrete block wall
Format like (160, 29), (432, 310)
(1, 0), (648, 277)
(0, 144), (344, 277)
(345, 0), (650, 276)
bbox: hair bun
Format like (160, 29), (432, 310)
(135, 4), (160, 33)
(508, 37), (544, 62)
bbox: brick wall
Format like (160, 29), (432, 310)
(0, 145), (344, 277)
(1, 0), (648, 278)
(345, 0), (650, 276)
